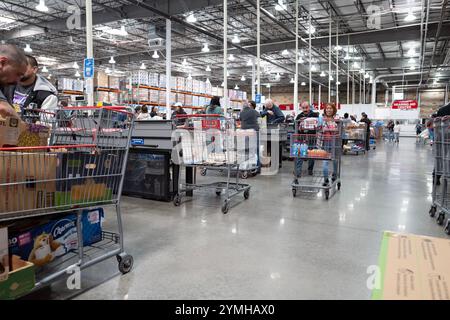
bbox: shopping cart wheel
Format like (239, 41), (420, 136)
(241, 171), (249, 179)
(292, 188), (297, 197)
(337, 182), (341, 190)
(325, 190), (330, 200)
(200, 168), (207, 176)
(244, 189), (250, 200)
(437, 212), (446, 226)
(429, 205), (437, 217)
(173, 194), (181, 206)
(221, 201), (230, 214)
(117, 254), (134, 274)
(445, 220), (450, 235)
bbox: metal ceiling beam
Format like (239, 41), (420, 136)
(1, 0), (224, 41)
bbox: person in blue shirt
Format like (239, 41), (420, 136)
(206, 96), (223, 115)
(260, 99), (285, 125)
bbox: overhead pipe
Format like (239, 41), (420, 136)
(371, 72), (426, 104)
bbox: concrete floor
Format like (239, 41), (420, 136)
(29, 139), (444, 300)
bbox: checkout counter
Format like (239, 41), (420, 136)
(122, 120), (179, 201)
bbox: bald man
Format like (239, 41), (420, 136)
(260, 99), (285, 125)
(0, 44), (28, 118)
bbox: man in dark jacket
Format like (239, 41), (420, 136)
(240, 100), (260, 131)
(293, 101), (319, 182)
(261, 99), (285, 125)
(3, 55), (57, 113)
(360, 112), (372, 151)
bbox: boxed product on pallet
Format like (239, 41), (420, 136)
(185, 79), (193, 92)
(8, 208), (104, 268)
(176, 77), (185, 91)
(109, 92), (119, 104)
(217, 87), (223, 97)
(205, 83), (212, 95)
(57, 78), (74, 91)
(243, 91), (247, 101)
(108, 76), (120, 89)
(170, 92), (177, 105)
(177, 94), (185, 105)
(192, 95), (200, 107)
(0, 152), (57, 213)
(192, 80), (200, 93)
(73, 79), (84, 92)
(148, 73), (159, 87)
(212, 86), (218, 96)
(132, 71), (148, 86)
(0, 227), (8, 282)
(0, 255), (35, 300)
(97, 91), (109, 103)
(199, 81), (206, 94)
(159, 74), (166, 88)
(237, 91), (244, 100)
(95, 71), (109, 88)
(149, 90), (159, 103)
(184, 95), (193, 106)
(170, 76), (177, 90)
(159, 93), (166, 105)
(137, 88), (149, 102)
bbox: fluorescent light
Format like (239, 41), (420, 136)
(41, 66), (48, 73)
(73, 62), (79, 69)
(140, 63), (146, 70)
(24, 44), (32, 53)
(206, 65), (211, 72)
(201, 43), (210, 53)
(232, 34), (240, 44)
(152, 50), (159, 59)
(290, 78), (294, 83)
(229, 54), (235, 61)
(247, 59), (253, 66)
(235, 84), (239, 90)
(281, 49), (289, 56)
(75, 71), (81, 77)
(320, 71), (326, 77)
(404, 9), (416, 22)
(109, 56), (116, 64)
(241, 75), (246, 81)
(186, 13), (197, 23)
(301, 82), (306, 86)
(36, 0), (49, 12)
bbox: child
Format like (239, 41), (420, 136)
(394, 121), (401, 143)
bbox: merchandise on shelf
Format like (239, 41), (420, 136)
(8, 209), (104, 267)
(0, 227), (8, 282)
(177, 94), (185, 105)
(57, 78), (74, 91)
(185, 95), (193, 106)
(193, 80), (201, 93)
(158, 93), (166, 105)
(176, 77), (185, 91)
(148, 73), (159, 87)
(97, 91), (109, 103)
(95, 71), (109, 88)
(0, 255), (35, 300)
(133, 88), (149, 102)
(212, 86), (218, 96)
(217, 87), (224, 97)
(185, 79), (193, 92)
(149, 90), (159, 103)
(109, 92), (119, 104)
(170, 76), (177, 90)
(132, 71), (149, 86)
(73, 79), (84, 92)
(199, 81), (206, 95)
(205, 83), (212, 95)
(159, 74), (166, 88)
(243, 91), (247, 101)
(192, 96), (200, 107)
(108, 76), (120, 89)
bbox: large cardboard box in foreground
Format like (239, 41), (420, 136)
(0, 255), (35, 300)
(373, 231), (450, 300)
(0, 152), (57, 213)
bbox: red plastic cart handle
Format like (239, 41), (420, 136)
(175, 114), (224, 118)
(0, 144), (96, 151)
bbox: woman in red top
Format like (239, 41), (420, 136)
(322, 103), (339, 186)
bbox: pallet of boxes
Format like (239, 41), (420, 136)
(0, 115), (105, 299)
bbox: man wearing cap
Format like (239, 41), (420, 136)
(171, 102), (187, 126)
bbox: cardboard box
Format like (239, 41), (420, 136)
(108, 76), (120, 89)
(185, 79), (193, 92)
(199, 81), (206, 94)
(212, 86), (218, 96)
(0, 255), (35, 300)
(0, 152), (57, 214)
(177, 94), (185, 105)
(149, 90), (159, 103)
(0, 117), (27, 147)
(95, 71), (109, 88)
(109, 92), (119, 104)
(373, 231), (450, 300)
(8, 209), (103, 268)
(193, 80), (201, 93)
(176, 77), (185, 91)
(0, 227), (8, 282)
(170, 76), (177, 90)
(192, 96), (199, 107)
(148, 73), (159, 87)
(159, 74), (166, 88)
(185, 95), (193, 106)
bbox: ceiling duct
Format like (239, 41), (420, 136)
(148, 25), (165, 50)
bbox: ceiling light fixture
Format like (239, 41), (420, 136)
(186, 13), (197, 23)
(36, 0), (49, 12)
(408, 58), (415, 64)
(290, 77), (295, 83)
(275, 73), (281, 80)
(201, 43), (210, 53)
(235, 84), (239, 90)
(73, 62), (79, 69)
(221, 81), (225, 87)
(301, 81), (306, 86)
(182, 58), (188, 66)
(119, 25), (128, 36)
(232, 34), (240, 44)
(140, 63), (146, 70)
(344, 53), (351, 60)
(266, 83), (271, 88)
(298, 57), (304, 64)
(329, 75), (334, 81)
(320, 71), (326, 77)
(310, 65), (317, 72)
(241, 75), (246, 81)
(353, 62), (360, 69)
(109, 56), (116, 64)
(334, 45), (343, 51)
(364, 72), (370, 78)
(24, 44), (32, 53)
(275, 0), (287, 11)
(206, 65), (211, 72)
(187, 74), (192, 80)
(246, 59), (253, 66)
(281, 49), (289, 56)
(404, 9), (416, 22)
(359, 69), (365, 74)
(206, 78), (211, 84)
(42, 66), (48, 73)
(105, 67), (111, 74)
(229, 54), (235, 61)
(307, 24), (316, 35)
(75, 70), (80, 77)
(152, 50), (159, 59)
(407, 48), (416, 57)
(409, 65), (416, 70)
(336, 81), (341, 85)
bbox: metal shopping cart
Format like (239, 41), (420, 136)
(0, 107), (134, 297)
(342, 122), (367, 155)
(291, 119), (342, 200)
(172, 114), (252, 214)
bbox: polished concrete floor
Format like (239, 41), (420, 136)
(30, 139), (443, 299)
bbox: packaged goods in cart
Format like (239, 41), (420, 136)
(17, 123), (50, 148)
(8, 209), (104, 267)
(299, 117), (319, 131)
(0, 255), (35, 300)
(0, 227), (9, 282)
(0, 117), (27, 147)
(0, 152), (57, 213)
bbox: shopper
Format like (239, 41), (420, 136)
(322, 103), (339, 186)
(134, 105), (142, 116)
(342, 113), (351, 126)
(206, 96), (223, 115)
(351, 114), (358, 122)
(137, 105), (151, 120)
(394, 121), (401, 143)
(360, 112), (372, 151)
(3, 55), (57, 113)
(387, 120), (395, 142)
(171, 102), (187, 126)
(0, 44), (28, 118)
(150, 106), (159, 118)
(240, 100), (260, 131)
(415, 121), (422, 142)
(260, 99), (285, 125)
(293, 101), (319, 183)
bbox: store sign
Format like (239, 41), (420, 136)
(391, 100), (418, 110)
(255, 94), (262, 104)
(131, 138), (144, 145)
(279, 104), (294, 111)
(83, 58), (94, 78)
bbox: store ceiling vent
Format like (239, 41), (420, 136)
(148, 25), (165, 50)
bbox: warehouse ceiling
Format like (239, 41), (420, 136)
(1, 0), (449, 89)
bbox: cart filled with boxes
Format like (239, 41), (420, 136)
(0, 106), (134, 299)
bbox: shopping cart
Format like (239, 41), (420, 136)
(0, 107), (134, 297)
(172, 114), (251, 214)
(291, 119), (342, 200)
(342, 122), (366, 155)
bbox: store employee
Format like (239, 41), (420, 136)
(3, 55), (58, 113)
(0, 44), (28, 118)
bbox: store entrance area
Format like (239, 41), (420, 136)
(25, 139), (436, 300)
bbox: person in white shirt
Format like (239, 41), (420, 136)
(394, 121), (401, 143)
(136, 105), (151, 120)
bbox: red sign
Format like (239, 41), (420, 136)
(279, 104), (294, 111)
(391, 100), (418, 110)
(280, 103), (341, 111)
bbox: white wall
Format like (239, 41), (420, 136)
(339, 104), (420, 120)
